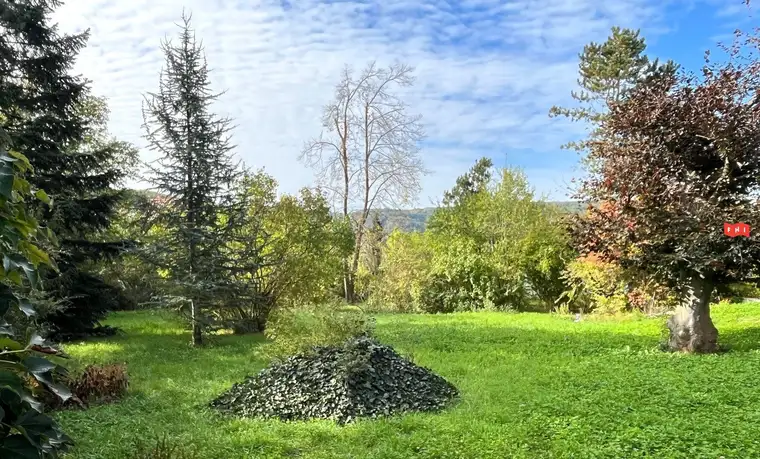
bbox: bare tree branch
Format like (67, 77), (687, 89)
(299, 61), (427, 301)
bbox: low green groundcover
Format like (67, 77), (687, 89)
(210, 336), (458, 424)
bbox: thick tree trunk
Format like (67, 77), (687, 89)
(666, 277), (718, 353)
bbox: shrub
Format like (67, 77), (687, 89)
(41, 268), (123, 341)
(715, 282), (760, 302)
(94, 254), (169, 310)
(263, 302), (375, 361)
(43, 363), (129, 409)
(626, 278), (679, 313)
(0, 146), (73, 456)
(416, 268), (516, 314)
(69, 363), (129, 405)
(558, 254), (679, 314)
(370, 230), (433, 312)
(416, 243), (525, 313)
(557, 254), (628, 314)
(374, 164), (574, 314)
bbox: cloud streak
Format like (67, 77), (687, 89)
(53, 0), (730, 205)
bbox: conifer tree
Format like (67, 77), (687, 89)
(142, 11), (241, 346)
(0, 0), (137, 340)
(550, 27), (678, 171)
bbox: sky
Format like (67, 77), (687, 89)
(52, 0), (755, 208)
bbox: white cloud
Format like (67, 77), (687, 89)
(53, 0), (701, 206)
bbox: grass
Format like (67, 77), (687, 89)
(56, 303), (760, 459)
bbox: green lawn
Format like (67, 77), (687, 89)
(56, 303), (760, 459)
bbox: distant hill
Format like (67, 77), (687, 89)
(128, 188), (585, 233)
(364, 201), (585, 233)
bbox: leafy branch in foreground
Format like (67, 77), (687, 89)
(0, 139), (74, 457)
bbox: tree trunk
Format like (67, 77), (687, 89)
(190, 299), (202, 346)
(344, 272), (355, 303)
(666, 276), (718, 353)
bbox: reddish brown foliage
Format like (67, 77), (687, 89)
(42, 363), (129, 409)
(72, 363), (128, 404)
(572, 30), (760, 287)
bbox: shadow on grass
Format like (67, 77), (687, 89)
(378, 320), (662, 359)
(719, 326), (760, 352)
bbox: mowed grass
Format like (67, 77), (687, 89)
(56, 303), (760, 459)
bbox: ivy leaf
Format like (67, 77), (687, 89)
(0, 289), (16, 317)
(27, 333), (66, 357)
(7, 150), (32, 172)
(0, 322), (12, 336)
(28, 333), (45, 347)
(18, 261), (38, 289)
(22, 357), (56, 375)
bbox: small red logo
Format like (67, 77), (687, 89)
(724, 222), (751, 237)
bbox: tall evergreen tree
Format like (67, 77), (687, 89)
(142, 12), (241, 346)
(550, 27), (678, 172)
(0, 0), (137, 341)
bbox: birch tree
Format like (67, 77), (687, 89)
(300, 62), (426, 302)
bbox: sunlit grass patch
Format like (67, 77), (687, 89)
(56, 303), (760, 458)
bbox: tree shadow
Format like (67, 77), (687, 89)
(377, 318), (661, 360)
(718, 326), (760, 352)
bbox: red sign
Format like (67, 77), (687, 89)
(724, 222), (751, 237)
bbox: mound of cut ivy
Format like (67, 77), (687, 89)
(210, 336), (458, 424)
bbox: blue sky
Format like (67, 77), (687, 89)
(53, 0), (755, 207)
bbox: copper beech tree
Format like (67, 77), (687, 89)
(571, 32), (760, 353)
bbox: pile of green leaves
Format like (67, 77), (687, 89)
(0, 144), (73, 456)
(210, 336), (458, 424)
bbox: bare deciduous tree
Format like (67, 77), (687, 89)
(300, 61), (426, 302)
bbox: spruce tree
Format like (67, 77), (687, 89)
(0, 0), (137, 340)
(142, 12), (240, 346)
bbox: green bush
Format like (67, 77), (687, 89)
(557, 254), (628, 314)
(370, 230), (433, 312)
(263, 302), (375, 360)
(558, 254), (678, 314)
(416, 258), (519, 313)
(371, 164), (573, 314)
(0, 145), (73, 456)
(718, 282), (760, 302)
